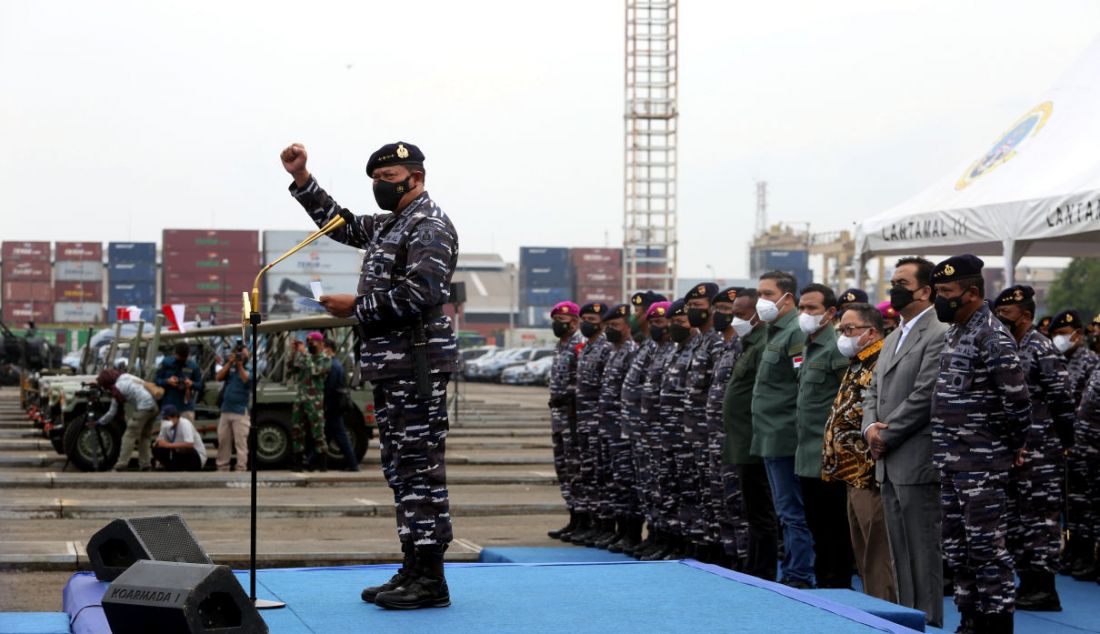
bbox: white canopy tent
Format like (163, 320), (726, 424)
(855, 39), (1100, 286)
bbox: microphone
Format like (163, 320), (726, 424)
(245, 214), (348, 320)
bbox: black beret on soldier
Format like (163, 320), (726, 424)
(668, 299), (688, 318)
(994, 285), (1034, 307)
(712, 287), (742, 305)
(838, 288), (868, 305)
(365, 141), (425, 176)
(932, 254), (985, 283)
(631, 292), (647, 307)
(648, 291), (668, 304)
(1051, 309), (1084, 331)
(579, 302), (608, 318)
(685, 282), (719, 302)
(602, 304), (630, 322)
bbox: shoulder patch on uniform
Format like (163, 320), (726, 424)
(415, 226), (435, 246)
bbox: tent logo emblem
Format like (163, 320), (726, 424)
(955, 101), (1053, 190)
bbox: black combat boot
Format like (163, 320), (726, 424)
(594, 518), (623, 549)
(954, 609), (977, 634)
(318, 451), (329, 473)
(1059, 535), (1080, 575)
(627, 523), (657, 557)
(1016, 569), (1062, 612)
(566, 512), (597, 544)
(1070, 540), (1097, 581)
(290, 453), (305, 473)
(609, 517), (643, 554)
(548, 510), (579, 540)
(374, 546), (451, 610)
(639, 531), (671, 561)
(663, 534), (687, 560)
(362, 543), (416, 603)
(980, 612), (1014, 634)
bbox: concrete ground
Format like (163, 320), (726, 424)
(0, 380), (573, 611)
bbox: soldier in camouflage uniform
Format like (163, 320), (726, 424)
(705, 287), (745, 566)
(281, 142), (458, 610)
(596, 304), (640, 551)
(287, 332), (332, 471)
(930, 255), (1031, 632)
(1051, 309), (1100, 580)
(567, 302), (614, 546)
(993, 286), (1076, 611)
(547, 301), (584, 541)
(620, 298), (668, 556)
(635, 301), (676, 559)
(1075, 366), (1100, 583)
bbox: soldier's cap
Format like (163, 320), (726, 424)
(648, 291), (668, 304)
(993, 285), (1035, 308)
(1051, 309), (1084, 331)
(365, 142), (425, 177)
(306, 331), (324, 341)
(645, 301), (671, 321)
(932, 254), (984, 283)
(550, 301), (580, 318)
(1037, 316), (1052, 327)
(684, 282), (719, 302)
(160, 404), (179, 418)
(602, 304), (630, 323)
(839, 288), (868, 305)
(668, 299), (688, 318)
(712, 286), (742, 305)
(579, 302), (607, 317)
(876, 300), (899, 320)
(631, 292), (647, 307)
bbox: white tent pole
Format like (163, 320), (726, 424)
(1002, 239), (1016, 287)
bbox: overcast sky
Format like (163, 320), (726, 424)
(2, 1), (1098, 278)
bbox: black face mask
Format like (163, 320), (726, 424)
(580, 322), (601, 338)
(373, 176), (413, 211)
(997, 315), (1018, 333)
(889, 285), (917, 312)
(687, 308), (709, 328)
(712, 311), (733, 333)
(649, 326), (667, 343)
(552, 321), (572, 338)
(606, 328), (624, 344)
(669, 322), (692, 344)
(934, 294), (966, 323)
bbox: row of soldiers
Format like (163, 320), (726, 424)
(545, 254), (1100, 634)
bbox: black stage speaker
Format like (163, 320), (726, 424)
(450, 281), (467, 305)
(87, 514), (212, 581)
(103, 560), (268, 634)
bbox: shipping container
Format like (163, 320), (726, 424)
(261, 248), (364, 275)
(162, 250), (261, 273)
(1, 260), (51, 281)
(54, 303), (104, 324)
(574, 285), (625, 305)
(520, 268), (573, 289)
(2, 301), (53, 324)
(163, 229), (259, 254)
(521, 305), (556, 328)
(522, 287), (572, 307)
(55, 261), (104, 282)
(3, 281), (53, 303)
(54, 242), (103, 262)
(108, 261), (157, 282)
(106, 304), (157, 324)
(163, 271), (256, 296)
(263, 273), (359, 298)
(574, 265), (623, 286)
(1, 241), (50, 261)
(571, 247), (622, 268)
(108, 242), (157, 263)
(108, 282), (157, 306)
(263, 230), (350, 254)
(519, 246), (571, 268)
(53, 281), (103, 303)
(751, 249), (809, 274)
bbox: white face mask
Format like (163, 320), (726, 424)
(1053, 333), (1075, 353)
(731, 316), (755, 338)
(798, 312), (827, 335)
(837, 334), (862, 358)
(756, 293), (789, 323)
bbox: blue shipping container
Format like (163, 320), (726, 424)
(106, 304), (156, 324)
(108, 242), (157, 263)
(522, 287), (572, 307)
(520, 247), (570, 269)
(753, 249), (809, 273)
(109, 282), (157, 305)
(108, 261), (157, 282)
(521, 267), (573, 289)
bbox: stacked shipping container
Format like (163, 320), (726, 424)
(572, 247), (623, 305)
(518, 247), (573, 327)
(53, 242), (103, 323)
(162, 230), (259, 322)
(261, 230), (360, 314)
(750, 249), (812, 290)
(1, 241), (52, 324)
(107, 242), (157, 323)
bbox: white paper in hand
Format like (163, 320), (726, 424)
(295, 297), (326, 312)
(310, 281), (324, 299)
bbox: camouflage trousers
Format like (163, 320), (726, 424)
(675, 438), (709, 544)
(720, 463), (750, 560)
(573, 403), (601, 514)
(291, 395), (327, 454)
(550, 407), (579, 510)
(942, 470), (1015, 615)
(1065, 451), (1095, 542)
(1006, 450), (1063, 573)
(655, 420), (683, 534)
(706, 427), (732, 546)
(597, 420), (637, 519)
(374, 376), (452, 547)
(626, 419), (655, 524)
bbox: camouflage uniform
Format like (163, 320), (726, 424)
(292, 176), (458, 548)
(1006, 330), (1075, 575)
(597, 338), (638, 519)
(933, 304), (1031, 616)
(288, 350), (332, 454)
(1065, 346), (1100, 548)
(705, 335), (745, 556)
(621, 339), (659, 520)
(549, 331), (584, 510)
(657, 333), (700, 535)
(575, 335), (612, 515)
(640, 341), (676, 527)
(680, 330), (722, 545)
(1075, 368), (1100, 549)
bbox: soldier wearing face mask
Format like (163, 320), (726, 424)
(633, 301), (676, 559)
(1050, 308), (1100, 580)
(930, 254), (1031, 633)
(794, 283), (854, 589)
(993, 286), (1076, 611)
(547, 302), (584, 541)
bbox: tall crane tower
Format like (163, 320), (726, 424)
(623, 0), (678, 297)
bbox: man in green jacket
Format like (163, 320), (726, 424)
(751, 270), (813, 588)
(722, 288), (778, 580)
(795, 283), (853, 588)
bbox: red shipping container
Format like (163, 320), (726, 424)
(2, 261), (51, 281)
(162, 250), (261, 274)
(3, 281), (53, 303)
(164, 272), (256, 296)
(571, 247), (622, 268)
(574, 265), (623, 286)
(575, 285), (625, 304)
(54, 242), (103, 262)
(2, 241), (50, 262)
(53, 281), (103, 302)
(2, 301), (53, 324)
(163, 229), (259, 254)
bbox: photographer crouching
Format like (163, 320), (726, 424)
(215, 342), (252, 472)
(153, 405), (208, 472)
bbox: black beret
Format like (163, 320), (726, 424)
(685, 282), (720, 301)
(602, 304), (630, 322)
(712, 287), (742, 305)
(1037, 316), (1052, 328)
(669, 299), (688, 317)
(631, 292), (647, 307)
(648, 292), (668, 304)
(993, 285), (1034, 307)
(838, 288), (868, 305)
(932, 254), (984, 283)
(365, 141), (425, 176)
(1051, 310), (1084, 331)
(579, 302), (607, 317)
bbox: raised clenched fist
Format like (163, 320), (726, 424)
(280, 143), (309, 177)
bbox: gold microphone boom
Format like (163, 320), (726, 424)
(248, 214), (347, 314)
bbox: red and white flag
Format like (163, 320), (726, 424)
(161, 303), (187, 333)
(114, 306), (144, 322)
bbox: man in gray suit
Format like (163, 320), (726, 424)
(862, 257), (947, 628)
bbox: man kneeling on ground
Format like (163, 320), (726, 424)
(153, 405), (208, 472)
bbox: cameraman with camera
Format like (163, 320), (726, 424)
(215, 342), (251, 472)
